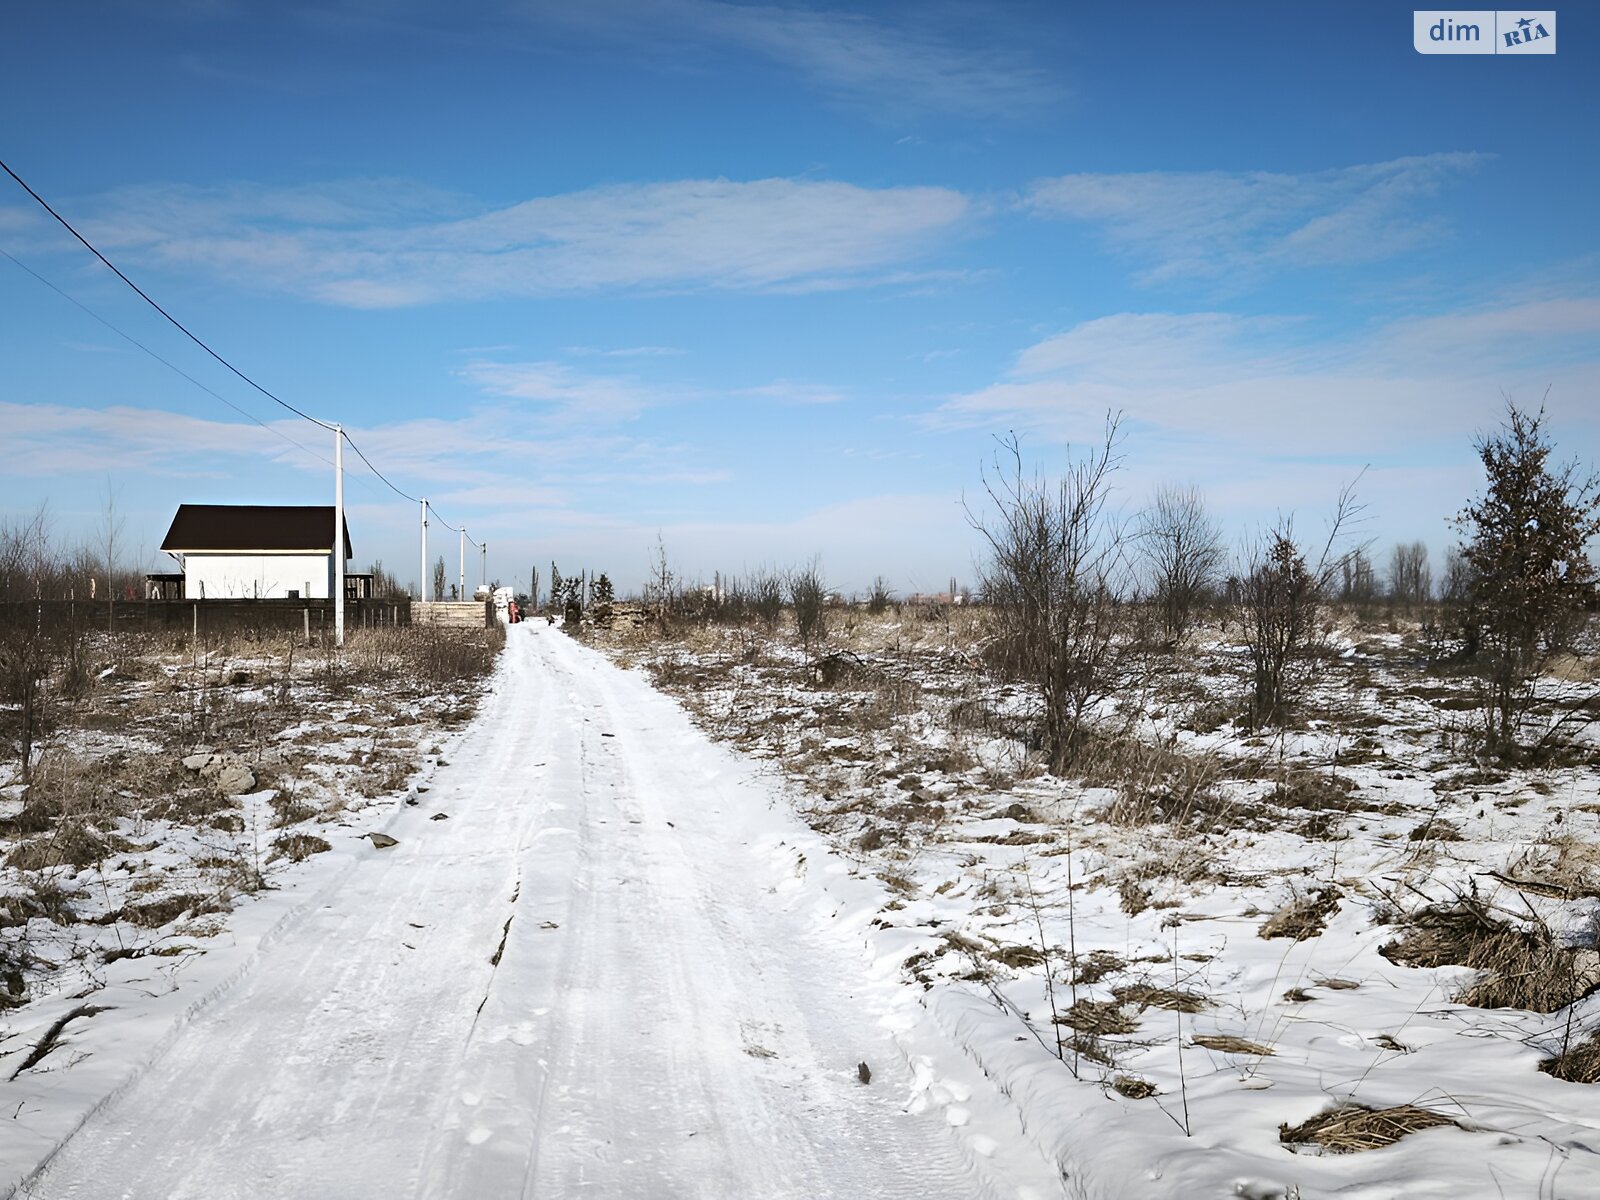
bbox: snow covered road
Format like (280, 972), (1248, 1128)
(21, 625), (1049, 1200)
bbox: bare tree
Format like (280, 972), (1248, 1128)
(866, 575), (895, 615)
(432, 555), (448, 602)
(97, 481), (126, 632)
(1387, 541), (1433, 611)
(969, 418), (1140, 770)
(1238, 480), (1365, 726)
(1338, 547), (1378, 606)
(1138, 483), (1223, 646)
(366, 560), (405, 598)
(0, 511), (66, 781)
(644, 535), (676, 633)
(0, 506), (63, 602)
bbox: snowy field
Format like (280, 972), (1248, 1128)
(3, 610), (1597, 1199)
(601, 604), (1600, 1199)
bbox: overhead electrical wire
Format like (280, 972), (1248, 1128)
(0, 158), (486, 551)
(0, 246), (335, 472)
(338, 431), (484, 550)
(1, 155), (337, 433)
(425, 504), (484, 549)
(2, 244), (413, 512)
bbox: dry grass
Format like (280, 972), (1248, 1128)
(1380, 901), (1600, 1012)
(1056, 999), (1139, 1035)
(269, 833), (331, 864)
(1071, 949), (1125, 985)
(1113, 982), (1208, 1013)
(108, 892), (227, 929)
(1278, 1103), (1456, 1153)
(1111, 1075), (1157, 1099)
(989, 943), (1047, 969)
(1087, 736), (1236, 833)
(1259, 888), (1340, 941)
(1500, 837), (1600, 900)
(5, 826), (133, 871)
(1540, 1033), (1600, 1083)
(1192, 1033), (1274, 1056)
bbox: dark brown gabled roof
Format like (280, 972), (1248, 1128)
(160, 505), (353, 557)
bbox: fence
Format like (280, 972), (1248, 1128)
(0, 598), (411, 639)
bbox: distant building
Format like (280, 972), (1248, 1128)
(153, 504), (368, 600)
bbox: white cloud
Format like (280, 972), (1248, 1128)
(458, 360), (672, 422)
(0, 205), (40, 232)
(932, 295), (1600, 470)
(70, 176), (970, 307)
(0, 401), (325, 478)
(1024, 154), (1486, 284)
(534, 0), (1058, 121)
(739, 380), (847, 405)
(565, 345), (687, 359)
(678, 1), (1057, 120)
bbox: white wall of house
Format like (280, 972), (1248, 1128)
(182, 552), (338, 599)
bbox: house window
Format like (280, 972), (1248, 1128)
(287, 589), (300, 599)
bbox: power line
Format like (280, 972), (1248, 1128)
(338, 432), (481, 547)
(0, 246), (334, 471)
(0, 160), (488, 556)
(1, 244), (421, 513)
(426, 504), (484, 549)
(0, 155), (337, 432)
(339, 430), (418, 505)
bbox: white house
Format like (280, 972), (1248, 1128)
(158, 504), (356, 600)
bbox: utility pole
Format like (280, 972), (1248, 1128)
(459, 528), (466, 601)
(334, 423), (345, 647)
(481, 541), (487, 588)
(419, 498), (428, 602)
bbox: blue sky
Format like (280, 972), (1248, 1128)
(2, 1), (1596, 596)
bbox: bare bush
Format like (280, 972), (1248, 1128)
(1236, 478), (1364, 727)
(643, 536), (677, 633)
(969, 419), (1141, 771)
(867, 575), (895, 615)
(0, 516), (94, 781)
(749, 569), (784, 631)
(1138, 483), (1222, 646)
(1238, 528), (1321, 728)
(789, 560), (828, 648)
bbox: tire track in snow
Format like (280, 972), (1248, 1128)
(22, 625), (1056, 1199)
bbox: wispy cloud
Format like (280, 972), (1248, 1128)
(738, 380), (847, 405)
(0, 401), (327, 479)
(458, 360), (673, 422)
(69, 176), (970, 307)
(1024, 154), (1487, 285)
(566, 345), (687, 359)
(931, 293), (1600, 466)
(537, 0), (1059, 121)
